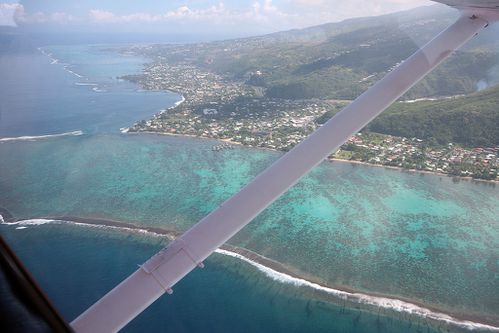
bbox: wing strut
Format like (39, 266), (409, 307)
(71, 11), (494, 333)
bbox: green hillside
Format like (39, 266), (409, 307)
(146, 5), (499, 102)
(367, 85), (499, 147)
(134, 5), (499, 147)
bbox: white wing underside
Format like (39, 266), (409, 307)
(71, 2), (499, 332)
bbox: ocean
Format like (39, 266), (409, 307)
(0, 43), (498, 333)
(0, 44), (177, 137)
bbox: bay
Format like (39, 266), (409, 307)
(0, 44), (178, 137)
(1, 43), (498, 332)
(1, 133), (498, 331)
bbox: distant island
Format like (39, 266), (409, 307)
(122, 6), (498, 181)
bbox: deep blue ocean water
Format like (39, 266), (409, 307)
(0, 44), (498, 332)
(0, 44), (178, 137)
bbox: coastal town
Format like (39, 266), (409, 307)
(124, 49), (498, 182)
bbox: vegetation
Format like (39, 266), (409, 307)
(125, 7), (499, 180)
(136, 5), (498, 104)
(368, 85), (499, 147)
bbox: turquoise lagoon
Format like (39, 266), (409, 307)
(0, 44), (498, 332)
(1, 134), (498, 332)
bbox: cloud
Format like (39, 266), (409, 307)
(6, 0), (434, 34)
(88, 2), (287, 23)
(89, 9), (117, 22)
(1, 2), (77, 25)
(0, 3), (21, 26)
(89, 9), (164, 23)
(16, 11), (77, 24)
(89, 5), (223, 23)
(85, 1), (292, 33)
(286, 0), (432, 26)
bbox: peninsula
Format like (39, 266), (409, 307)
(122, 7), (498, 181)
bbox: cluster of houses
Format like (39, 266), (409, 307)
(338, 134), (498, 179)
(127, 51), (497, 181)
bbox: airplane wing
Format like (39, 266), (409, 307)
(434, 0), (499, 9)
(71, 1), (499, 332)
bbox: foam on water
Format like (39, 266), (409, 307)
(39, 47), (83, 79)
(65, 68), (83, 78)
(2, 219), (55, 226)
(4, 45), (179, 137)
(75, 82), (98, 86)
(2, 219), (172, 239)
(2, 218), (496, 331)
(0, 131), (84, 142)
(216, 249), (499, 332)
(39, 48), (66, 70)
(120, 94), (184, 134)
(173, 95), (185, 107)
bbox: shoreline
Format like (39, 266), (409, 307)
(121, 93), (185, 134)
(128, 131), (499, 185)
(3, 215), (498, 330)
(119, 60), (497, 185)
(0, 130), (84, 142)
(328, 158), (499, 185)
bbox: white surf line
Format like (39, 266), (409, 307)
(1, 219), (173, 240)
(0, 131), (84, 142)
(216, 249), (499, 332)
(121, 94), (185, 134)
(173, 95), (185, 107)
(156, 94), (185, 116)
(37, 47), (61, 66)
(3, 218), (496, 331)
(37, 47), (85, 79)
(165, 94), (185, 112)
(75, 82), (98, 86)
(66, 69), (83, 78)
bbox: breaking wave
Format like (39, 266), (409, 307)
(216, 249), (499, 332)
(2, 217), (498, 331)
(64, 67), (83, 78)
(1, 218), (174, 240)
(0, 131), (84, 142)
(173, 95), (185, 107)
(38, 48), (59, 65)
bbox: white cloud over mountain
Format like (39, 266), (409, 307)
(1, 0), (433, 33)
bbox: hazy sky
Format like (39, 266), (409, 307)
(1, 0), (435, 36)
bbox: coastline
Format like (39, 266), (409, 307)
(121, 93), (185, 134)
(19, 34), (494, 333)
(0, 130), (84, 142)
(3, 215), (498, 331)
(119, 54), (497, 185)
(127, 131), (499, 185)
(328, 158), (499, 185)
